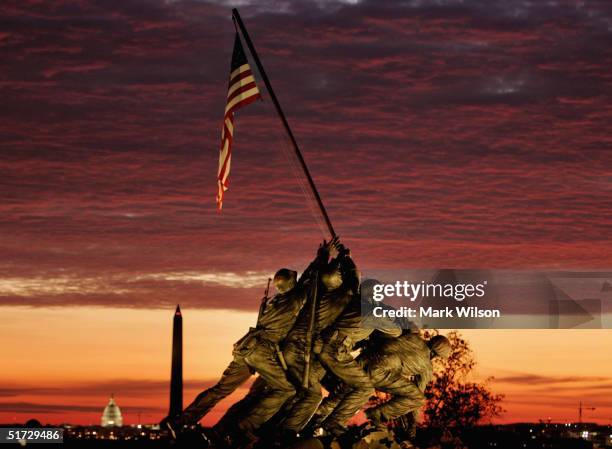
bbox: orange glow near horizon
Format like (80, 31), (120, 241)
(0, 306), (611, 426)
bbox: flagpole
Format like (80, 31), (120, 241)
(232, 8), (337, 239)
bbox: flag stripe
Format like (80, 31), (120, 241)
(229, 67), (254, 87)
(224, 117), (234, 136)
(226, 81), (258, 108)
(219, 138), (230, 171)
(229, 64), (251, 83)
(227, 74), (256, 99)
(224, 86), (260, 115)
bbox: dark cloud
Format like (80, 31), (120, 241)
(1, 0), (611, 308)
(0, 377), (253, 420)
(495, 373), (611, 385)
(0, 280), (264, 310)
(493, 372), (612, 410)
(0, 402), (163, 414)
(0, 378), (218, 399)
(504, 394), (612, 411)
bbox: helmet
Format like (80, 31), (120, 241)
(273, 269), (297, 294)
(428, 335), (451, 359)
(321, 264), (342, 291)
(360, 279), (380, 305)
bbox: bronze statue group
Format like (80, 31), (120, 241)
(161, 238), (451, 449)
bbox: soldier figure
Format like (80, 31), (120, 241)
(312, 332), (450, 447)
(313, 275), (402, 437)
(227, 238), (357, 444)
(275, 239), (359, 440)
(160, 241), (331, 441)
(365, 333), (450, 445)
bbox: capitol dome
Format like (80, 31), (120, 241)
(101, 395), (123, 427)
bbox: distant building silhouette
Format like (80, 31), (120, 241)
(25, 418), (42, 428)
(101, 395), (123, 427)
(168, 305), (183, 417)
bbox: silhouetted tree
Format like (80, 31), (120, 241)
(422, 330), (504, 430)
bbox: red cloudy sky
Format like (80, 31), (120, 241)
(1, 0), (611, 425)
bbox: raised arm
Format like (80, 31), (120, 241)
(334, 241), (360, 294)
(297, 237), (337, 289)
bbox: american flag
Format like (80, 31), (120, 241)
(217, 33), (261, 210)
